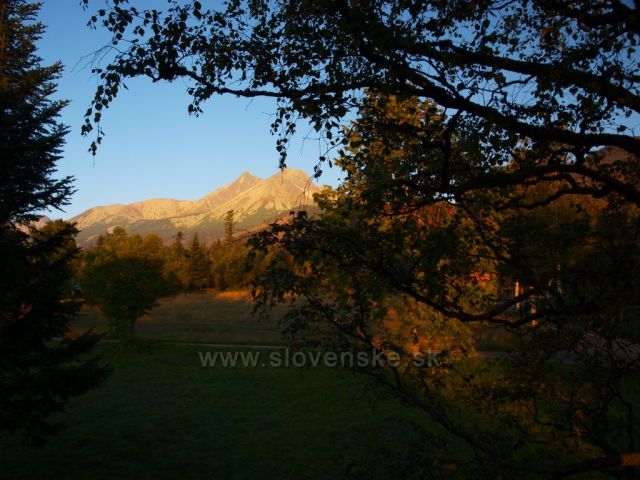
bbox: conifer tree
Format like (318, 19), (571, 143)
(223, 209), (235, 246)
(186, 233), (210, 289)
(0, 0), (107, 442)
(164, 231), (190, 288)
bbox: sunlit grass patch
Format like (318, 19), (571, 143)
(72, 290), (288, 345)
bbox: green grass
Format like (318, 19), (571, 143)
(7, 291), (630, 478)
(72, 290), (524, 353)
(0, 341), (437, 480)
(71, 290), (290, 345)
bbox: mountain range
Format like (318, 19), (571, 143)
(71, 169), (322, 246)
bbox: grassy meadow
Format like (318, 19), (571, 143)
(0, 341), (445, 480)
(71, 290), (289, 345)
(70, 288), (518, 351)
(1, 291), (459, 479)
(3, 293), (635, 479)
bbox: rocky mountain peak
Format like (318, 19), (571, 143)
(71, 169), (322, 246)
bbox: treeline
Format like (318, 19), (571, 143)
(75, 210), (277, 338)
(77, 223), (258, 295)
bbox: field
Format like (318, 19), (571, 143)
(71, 289), (517, 351)
(71, 290), (289, 345)
(1, 292), (447, 479)
(4, 292), (634, 479)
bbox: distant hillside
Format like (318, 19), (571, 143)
(16, 215), (52, 234)
(71, 169), (322, 246)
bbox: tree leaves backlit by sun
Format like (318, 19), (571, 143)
(80, 1), (640, 477)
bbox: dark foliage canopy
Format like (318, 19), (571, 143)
(0, 0), (108, 442)
(83, 0), (639, 205)
(81, 0), (640, 476)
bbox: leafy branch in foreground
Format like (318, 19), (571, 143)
(251, 95), (640, 478)
(80, 0), (640, 476)
(82, 0), (639, 203)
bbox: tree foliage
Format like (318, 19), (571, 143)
(0, 0), (107, 443)
(79, 228), (176, 337)
(78, 228), (257, 324)
(81, 256), (169, 338)
(208, 237), (252, 291)
(186, 233), (210, 289)
(164, 231), (190, 288)
(223, 209), (235, 245)
(82, 0), (639, 203)
(251, 95), (640, 477)
(80, 0), (640, 476)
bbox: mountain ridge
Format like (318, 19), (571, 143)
(71, 168), (322, 246)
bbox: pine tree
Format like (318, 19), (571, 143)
(171, 231), (186, 256)
(208, 239), (226, 290)
(0, 0), (107, 443)
(223, 209), (235, 246)
(164, 230), (189, 288)
(186, 233), (210, 289)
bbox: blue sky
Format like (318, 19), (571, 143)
(38, 1), (342, 218)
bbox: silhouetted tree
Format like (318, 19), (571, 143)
(81, 256), (169, 338)
(163, 231), (189, 288)
(252, 95), (640, 477)
(223, 209), (234, 246)
(83, 0), (639, 206)
(186, 233), (210, 289)
(79, 228), (174, 337)
(141, 233), (166, 262)
(171, 231), (186, 255)
(81, 0), (640, 475)
(0, 0), (107, 443)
